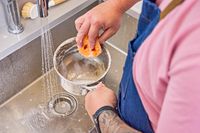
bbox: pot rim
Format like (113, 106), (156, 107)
(53, 37), (111, 86)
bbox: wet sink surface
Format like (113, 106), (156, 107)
(0, 43), (126, 133)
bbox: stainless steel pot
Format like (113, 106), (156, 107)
(53, 37), (111, 95)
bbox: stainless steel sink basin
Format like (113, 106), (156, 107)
(0, 43), (126, 133)
(0, 0), (137, 131)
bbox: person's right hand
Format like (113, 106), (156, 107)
(85, 82), (117, 119)
(75, 1), (123, 49)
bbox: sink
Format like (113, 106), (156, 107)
(0, 0), (138, 131)
(0, 43), (126, 133)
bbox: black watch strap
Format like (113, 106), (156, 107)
(92, 106), (117, 133)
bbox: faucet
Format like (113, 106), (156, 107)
(1, 0), (24, 34)
(1, 0), (49, 34)
(37, 0), (49, 18)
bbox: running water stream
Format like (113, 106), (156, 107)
(40, 21), (61, 110)
(19, 20), (64, 132)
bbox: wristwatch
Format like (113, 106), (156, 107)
(92, 106), (117, 133)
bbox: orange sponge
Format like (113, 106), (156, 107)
(78, 35), (102, 58)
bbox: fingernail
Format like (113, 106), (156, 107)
(90, 42), (95, 49)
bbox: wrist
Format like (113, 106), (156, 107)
(98, 110), (142, 133)
(98, 109), (116, 121)
(92, 106), (117, 133)
(106, 0), (125, 15)
(99, 110), (117, 132)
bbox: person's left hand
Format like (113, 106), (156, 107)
(85, 82), (117, 119)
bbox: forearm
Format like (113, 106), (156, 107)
(99, 110), (142, 133)
(107, 0), (141, 14)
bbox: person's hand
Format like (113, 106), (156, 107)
(75, 1), (123, 49)
(85, 82), (117, 119)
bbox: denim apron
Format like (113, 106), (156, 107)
(117, 0), (183, 133)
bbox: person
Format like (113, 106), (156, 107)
(75, 0), (200, 133)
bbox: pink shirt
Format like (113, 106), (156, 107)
(133, 0), (200, 133)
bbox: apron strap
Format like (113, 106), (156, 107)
(160, 0), (184, 20)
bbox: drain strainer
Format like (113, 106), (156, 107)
(48, 93), (77, 117)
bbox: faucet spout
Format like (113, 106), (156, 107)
(37, 0), (49, 18)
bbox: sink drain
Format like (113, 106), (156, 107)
(48, 93), (77, 117)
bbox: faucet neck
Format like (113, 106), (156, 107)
(37, 0), (49, 18)
(2, 0), (24, 34)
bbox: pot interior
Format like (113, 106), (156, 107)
(55, 40), (110, 85)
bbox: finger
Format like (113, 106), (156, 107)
(85, 91), (91, 101)
(76, 20), (90, 47)
(99, 28), (116, 44)
(75, 16), (85, 31)
(88, 23), (101, 49)
(96, 82), (104, 89)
